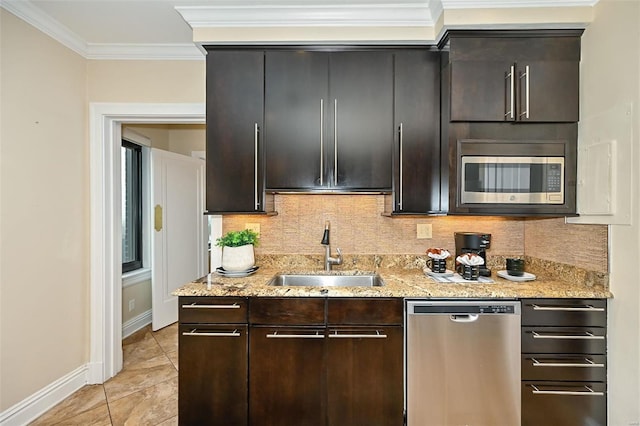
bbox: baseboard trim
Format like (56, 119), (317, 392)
(0, 365), (88, 426)
(122, 309), (152, 339)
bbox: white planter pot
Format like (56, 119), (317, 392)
(221, 244), (255, 272)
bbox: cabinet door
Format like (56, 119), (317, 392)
(264, 51), (329, 190)
(206, 50), (264, 213)
(519, 60), (580, 122)
(249, 326), (326, 426)
(394, 50), (441, 213)
(450, 60), (515, 122)
(326, 326), (404, 426)
(329, 51), (394, 190)
(179, 325), (248, 426)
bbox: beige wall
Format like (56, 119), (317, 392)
(122, 280), (152, 325)
(124, 124), (205, 156)
(581, 0), (640, 423)
(0, 10), (89, 410)
(87, 60), (204, 103)
(168, 124), (206, 156)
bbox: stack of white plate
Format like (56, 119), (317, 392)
(215, 266), (259, 278)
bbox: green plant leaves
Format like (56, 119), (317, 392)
(215, 229), (259, 247)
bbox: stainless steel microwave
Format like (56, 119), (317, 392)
(461, 156), (564, 205)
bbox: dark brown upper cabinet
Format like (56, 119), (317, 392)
(205, 49), (272, 214)
(389, 50), (442, 214)
(444, 30), (582, 123)
(264, 50), (394, 192)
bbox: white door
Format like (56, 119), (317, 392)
(151, 148), (207, 330)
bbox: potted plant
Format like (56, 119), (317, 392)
(216, 229), (259, 271)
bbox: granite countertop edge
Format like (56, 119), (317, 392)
(173, 267), (612, 299)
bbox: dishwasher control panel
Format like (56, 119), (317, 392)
(412, 304), (518, 315)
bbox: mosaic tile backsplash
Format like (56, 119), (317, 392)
(222, 194), (608, 274)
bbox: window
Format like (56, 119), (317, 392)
(122, 140), (142, 272)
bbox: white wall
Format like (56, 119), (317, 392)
(581, 0), (640, 423)
(0, 10), (88, 411)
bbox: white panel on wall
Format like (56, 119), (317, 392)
(569, 102), (633, 225)
(578, 140), (614, 215)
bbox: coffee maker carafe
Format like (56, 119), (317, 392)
(454, 232), (492, 277)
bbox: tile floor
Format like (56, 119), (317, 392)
(30, 323), (179, 426)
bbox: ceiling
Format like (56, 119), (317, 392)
(1, 0), (598, 60)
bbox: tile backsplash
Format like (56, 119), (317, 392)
(222, 194), (608, 273)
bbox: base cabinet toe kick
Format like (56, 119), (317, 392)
(178, 296), (607, 426)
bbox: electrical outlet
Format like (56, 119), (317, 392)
(416, 223), (432, 239)
(128, 299), (135, 312)
(245, 223), (260, 235)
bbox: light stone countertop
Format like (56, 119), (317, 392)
(173, 266), (612, 299)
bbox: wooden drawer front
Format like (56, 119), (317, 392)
(179, 297), (248, 324)
(522, 381), (606, 426)
(521, 299), (606, 327)
(327, 298), (403, 325)
(250, 298), (325, 325)
(522, 354), (606, 382)
(522, 327), (606, 354)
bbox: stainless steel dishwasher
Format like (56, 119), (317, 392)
(406, 300), (521, 426)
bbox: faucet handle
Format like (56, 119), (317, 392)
(335, 247), (343, 264)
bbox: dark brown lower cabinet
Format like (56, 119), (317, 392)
(249, 326), (326, 426)
(522, 381), (606, 426)
(178, 324), (248, 426)
(521, 298), (607, 426)
(326, 326), (404, 426)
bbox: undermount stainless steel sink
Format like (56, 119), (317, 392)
(268, 273), (384, 287)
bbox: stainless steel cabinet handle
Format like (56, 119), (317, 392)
(254, 123), (260, 210)
(266, 331), (325, 339)
(532, 304), (605, 312)
(530, 385), (604, 397)
(505, 65), (515, 119)
(182, 329), (241, 337)
(531, 331), (605, 340)
(519, 65), (530, 119)
(399, 123), (403, 211)
(334, 99), (338, 186)
(320, 98), (324, 186)
(182, 303), (241, 309)
(531, 358), (605, 368)
(328, 330), (387, 339)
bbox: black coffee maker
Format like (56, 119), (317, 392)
(454, 232), (492, 277)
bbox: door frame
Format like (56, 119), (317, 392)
(89, 103), (205, 383)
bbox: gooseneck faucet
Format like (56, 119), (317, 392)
(321, 221), (343, 271)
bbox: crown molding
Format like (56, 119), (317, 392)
(440, 0), (599, 8)
(1, 0), (88, 56)
(176, 3), (435, 28)
(2, 0), (598, 60)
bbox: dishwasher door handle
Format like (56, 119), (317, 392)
(450, 314), (479, 323)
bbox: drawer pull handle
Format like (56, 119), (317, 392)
(531, 304), (605, 312)
(182, 329), (241, 337)
(182, 303), (241, 309)
(328, 330), (387, 339)
(531, 331), (605, 340)
(531, 358), (605, 368)
(530, 385), (605, 397)
(266, 331), (325, 339)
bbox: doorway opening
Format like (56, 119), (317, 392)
(89, 103), (218, 383)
